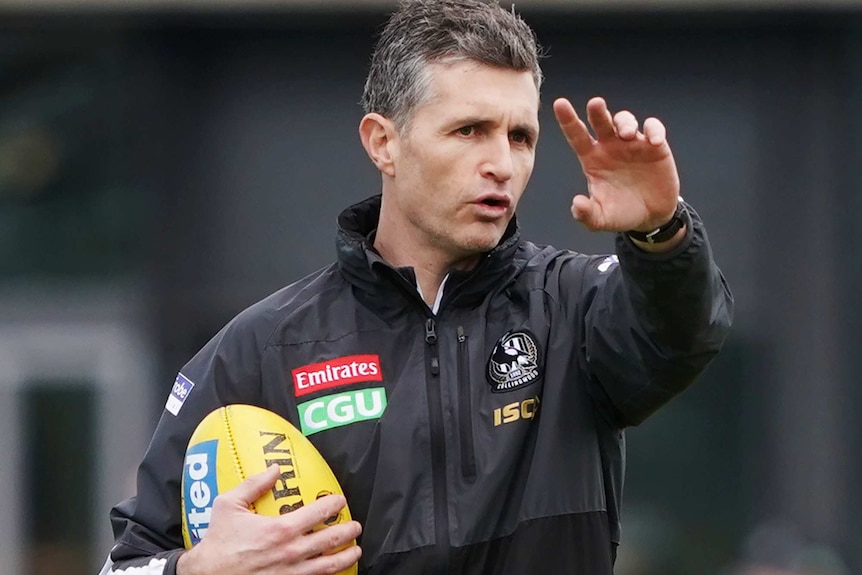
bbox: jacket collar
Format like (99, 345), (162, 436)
(336, 195), (521, 316)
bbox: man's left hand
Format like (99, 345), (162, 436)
(554, 96), (681, 238)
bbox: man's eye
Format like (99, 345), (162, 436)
(511, 131), (531, 145)
(457, 126), (475, 136)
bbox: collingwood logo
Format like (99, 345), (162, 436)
(486, 330), (541, 393)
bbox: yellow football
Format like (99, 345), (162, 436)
(181, 404), (356, 573)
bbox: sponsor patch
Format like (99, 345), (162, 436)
(166, 373), (195, 416)
(183, 439), (218, 545)
(493, 396), (541, 426)
(297, 387), (387, 436)
(292, 354), (382, 397)
(487, 330), (542, 393)
(597, 255), (619, 273)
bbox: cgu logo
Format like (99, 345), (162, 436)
(297, 387), (387, 436)
(493, 396), (540, 427)
(183, 439), (219, 545)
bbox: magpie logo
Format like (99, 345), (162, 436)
(487, 330), (541, 393)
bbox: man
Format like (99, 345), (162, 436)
(101, 0), (733, 574)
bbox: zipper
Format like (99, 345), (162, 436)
(457, 326), (476, 479)
(424, 318), (449, 574)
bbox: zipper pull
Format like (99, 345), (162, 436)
(425, 318), (437, 344)
(457, 325), (466, 343)
(425, 319), (440, 376)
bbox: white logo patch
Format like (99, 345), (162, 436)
(597, 255), (619, 273)
(166, 373), (195, 416)
(100, 556), (167, 575)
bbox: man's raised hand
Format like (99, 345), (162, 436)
(553, 96), (680, 236)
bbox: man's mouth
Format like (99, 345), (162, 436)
(475, 194), (511, 209)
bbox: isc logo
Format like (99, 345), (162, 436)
(493, 396), (540, 427)
(183, 439), (218, 545)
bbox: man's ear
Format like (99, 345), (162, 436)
(359, 113), (398, 177)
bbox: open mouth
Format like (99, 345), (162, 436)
(476, 195), (510, 209)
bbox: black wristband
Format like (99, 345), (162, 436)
(625, 202), (686, 245)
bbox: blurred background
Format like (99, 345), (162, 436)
(0, 0), (860, 574)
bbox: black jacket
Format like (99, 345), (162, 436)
(102, 195), (733, 575)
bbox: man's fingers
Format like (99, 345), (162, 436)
(224, 464), (281, 508)
(586, 97), (616, 140)
(280, 493), (351, 534)
(301, 543), (362, 575)
(299, 521), (363, 561)
(282, 501), (362, 572)
(613, 110), (639, 141)
(643, 117), (667, 146)
(553, 97), (593, 157)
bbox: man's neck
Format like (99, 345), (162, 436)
(373, 232), (479, 308)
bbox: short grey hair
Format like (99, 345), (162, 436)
(361, 0), (544, 131)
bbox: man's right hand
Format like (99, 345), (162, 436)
(177, 464), (363, 575)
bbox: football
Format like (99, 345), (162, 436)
(181, 404), (356, 571)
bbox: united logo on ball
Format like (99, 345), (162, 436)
(181, 404), (357, 574)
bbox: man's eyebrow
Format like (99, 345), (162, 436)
(446, 116), (539, 138)
(511, 123), (540, 140)
(446, 115), (490, 128)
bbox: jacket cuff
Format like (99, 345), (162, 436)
(164, 550), (182, 575)
(616, 200), (697, 263)
(618, 200), (713, 269)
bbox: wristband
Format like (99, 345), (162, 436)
(625, 202), (686, 245)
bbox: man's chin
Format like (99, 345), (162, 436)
(457, 234), (504, 255)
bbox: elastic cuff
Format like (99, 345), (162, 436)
(163, 549), (184, 575)
(616, 201), (696, 262)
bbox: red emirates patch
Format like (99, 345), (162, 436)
(292, 354), (383, 397)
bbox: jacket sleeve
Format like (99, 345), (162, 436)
(100, 311), (265, 575)
(566, 201), (733, 428)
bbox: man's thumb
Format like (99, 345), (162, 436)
(571, 195), (600, 231)
(227, 464), (280, 508)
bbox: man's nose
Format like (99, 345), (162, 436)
(480, 135), (514, 182)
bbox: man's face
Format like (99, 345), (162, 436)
(387, 61), (539, 260)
